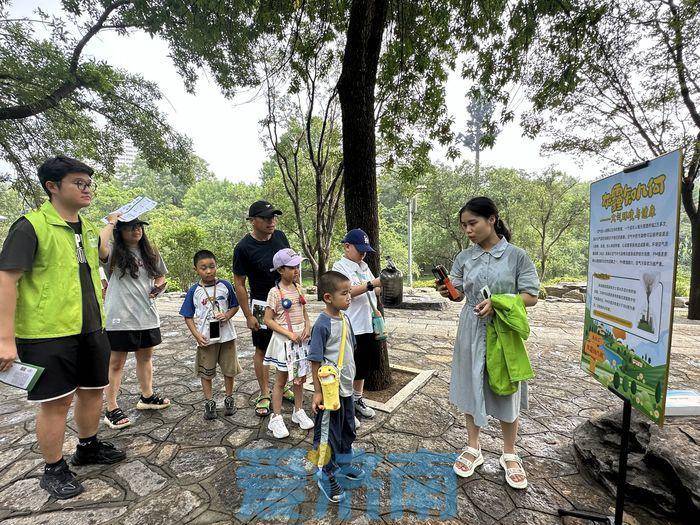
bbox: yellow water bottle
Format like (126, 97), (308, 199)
(318, 365), (340, 411)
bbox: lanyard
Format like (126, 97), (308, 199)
(354, 269), (380, 316)
(337, 314), (348, 369)
(200, 282), (220, 315)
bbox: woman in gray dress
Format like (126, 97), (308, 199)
(438, 197), (540, 489)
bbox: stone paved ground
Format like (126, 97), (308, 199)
(1, 294), (698, 525)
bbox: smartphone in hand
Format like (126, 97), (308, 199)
(209, 321), (221, 343)
(432, 265), (460, 300)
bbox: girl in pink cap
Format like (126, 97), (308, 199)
(263, 248), (314, 438)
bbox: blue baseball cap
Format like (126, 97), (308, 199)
(341, 228), (375, 253)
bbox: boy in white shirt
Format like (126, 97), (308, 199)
(180, 250), (241, 420)
(332, 229), (382, 420)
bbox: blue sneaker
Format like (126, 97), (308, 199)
(336, 464), (366, 481)
(317, 472), (345, 503)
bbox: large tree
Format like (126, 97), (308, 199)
(260, 19), (345, 286)
(469, 0), (700, 317)
(0, 0), (194, 204)
(523, 170), (589, 282)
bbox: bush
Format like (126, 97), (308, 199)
(675, 268), (690, 297)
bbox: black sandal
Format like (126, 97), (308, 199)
(103, 408), (131, 429)
(136, 393), (171, 410)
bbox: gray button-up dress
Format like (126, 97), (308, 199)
(449, 237), (540, 427)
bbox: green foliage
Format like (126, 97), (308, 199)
(154, 219), (207, 292)
(260, 113), (345, 280)
(0, 1), (195, 204)
(0, 183), (26, 243)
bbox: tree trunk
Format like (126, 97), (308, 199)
(681, 164), (700, 319)
(316, 256), (327, 300)
(689, 218), (700, 319)
(338, 0), (391, 390)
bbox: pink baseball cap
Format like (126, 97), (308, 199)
(270, 248), (305, 271)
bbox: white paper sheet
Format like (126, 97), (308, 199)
(0, 362), (43, 390)
(102, 196), (157, 224)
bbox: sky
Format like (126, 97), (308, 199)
(11, 1), (603, 184)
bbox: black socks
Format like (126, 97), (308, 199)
(78, 434), (98, 447)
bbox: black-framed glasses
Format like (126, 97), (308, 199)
(59, 179), (97, 192)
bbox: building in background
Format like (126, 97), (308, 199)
(115, 139), (138, 168)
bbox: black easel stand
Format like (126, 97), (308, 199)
(558, 389), (632, 525)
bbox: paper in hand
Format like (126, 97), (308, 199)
(0, 362), (44, 391)
(102, 196), (157, 224)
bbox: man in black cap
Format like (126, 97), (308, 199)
(233, 200), (293, 417)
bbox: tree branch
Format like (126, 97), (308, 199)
(0, 0), (131, 121)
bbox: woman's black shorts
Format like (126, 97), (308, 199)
(106, 328), (162, 352)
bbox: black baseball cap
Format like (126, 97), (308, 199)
(247, 200), (282, 219)
(115, 218), (149, 229)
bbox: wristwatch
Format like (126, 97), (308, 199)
(366, 281), (375, 291)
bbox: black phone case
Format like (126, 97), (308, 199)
(209, 321), (221, 339)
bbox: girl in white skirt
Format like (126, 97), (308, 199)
(263, 248), (314, 438)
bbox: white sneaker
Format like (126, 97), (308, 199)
(267, 414), (289, 439)
(292, 409), (314, 430)
(354, 416), (361, 428)
(355, 397), (376, 418)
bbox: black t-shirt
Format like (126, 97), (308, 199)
(232, 230), (290, 301)
(0, 217), (102, 335)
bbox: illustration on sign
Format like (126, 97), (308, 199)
(581, 150), (682, 425)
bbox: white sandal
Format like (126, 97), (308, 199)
(499, 453), (528, 489)
(453, 446), (483, 478)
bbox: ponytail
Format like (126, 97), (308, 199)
(495, 217), (512, 242)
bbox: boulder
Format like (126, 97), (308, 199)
(562, 290), (586, 302)
(674, 297), (688, 308)
(573, 409), (700, 521)
(546, 282), (587, 298)
(545, 285), (569, 298)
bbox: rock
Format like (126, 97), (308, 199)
(385, 296), (446, 311)
(56, 478), (123, 506)
(544, 285), (569, 298)
(0, 478), (49, 511)
(384, 394), (453, 438)
(170, 446), (229, 480)
(562, 290), (585, 302)
(573, 409), (700, 521)
(226, 428), (256, 449)
(0, 507), (128, 525)
(306, 286), (317, 295)
(121, 486), (201, 525)
(0, 448), (25, 471)
(463, 479), (514, 520)
(154, 443), (179, 466)
(114, 460), (168, 496)
(0, 458), (43, 487)
(674, 296), (688, 308)
(545, 283), (587, 298)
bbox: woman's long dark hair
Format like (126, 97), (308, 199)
(459, 196), (512, 242)
(111, 225), (160, 279)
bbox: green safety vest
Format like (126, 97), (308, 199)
(15, 201), (104, 339)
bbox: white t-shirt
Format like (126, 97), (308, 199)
(332, 256), (377, 335)
(179, 280), (238, 343)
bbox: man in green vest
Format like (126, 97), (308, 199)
(0, 156), (125, 499)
